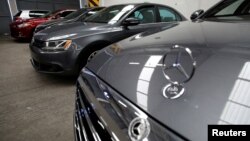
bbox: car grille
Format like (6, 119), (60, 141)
(74, 69), (187, 141)
(74, 85), (112, 141)
(32, 39), (45, 48)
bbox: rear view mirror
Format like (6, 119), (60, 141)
(190, 9), (204, 20)
(122, 18), (140, 26)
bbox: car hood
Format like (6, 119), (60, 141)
(39, 19), (66, 27)
(34, 22), (115, 41)
(86, 20), (250, 140)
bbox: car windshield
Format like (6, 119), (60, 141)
(64, 8), (88, 19)
(85, 5), (135, 24)
(41, 10), (60, 18)
(204, 0), (250, 18)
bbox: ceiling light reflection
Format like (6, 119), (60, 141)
(129, 62), (140, 65)
(118, 100), (127, 108)
(136, 55), (163, 111)
(111, 132), (120, 141)
(218, 61), (250, 124)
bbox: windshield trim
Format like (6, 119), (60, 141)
(64, 9), (88, 19)
(84, 4), (135, 24)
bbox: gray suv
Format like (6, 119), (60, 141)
(29, 3), (185, 75)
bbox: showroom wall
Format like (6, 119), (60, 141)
(101, 0), (221, 19)
(16, 0), (80, 12)
(0, 0), (12, 34)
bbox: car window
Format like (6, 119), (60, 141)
(60, 11), (74, 17)
(91, 7), (104, 12)
(158, 6), (181, 22)
(29, 11), (49, 18)
(129, 6), (156, 24)
(79, 8), (104, 20)
(64, 9), (90, 19)
(79, 11), (98, 21)
(215, 0), (245, 16)
(41, 10), (61, 18)
(205, 0), (250, 18)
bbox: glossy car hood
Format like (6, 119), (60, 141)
(39, 19), (66, 27)
(87, 20), (250, 140)
(34, 22), (113, 41)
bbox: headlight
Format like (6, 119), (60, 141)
(42, 40), (72, 51)
(17, 23), (30, 28)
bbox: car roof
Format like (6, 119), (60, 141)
(111, 2), (171, 6)
(19, 10), (50, 12)
(56, 9), (77, 11)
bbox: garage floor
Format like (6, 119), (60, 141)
(0, 36), (76, 141)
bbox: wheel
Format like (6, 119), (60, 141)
(78, 50), (99, 73)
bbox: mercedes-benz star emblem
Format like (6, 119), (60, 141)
(162, 45), (196, 99)
(128, 117), (150, 141)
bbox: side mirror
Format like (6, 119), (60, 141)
(122, 18), (140, 27)
(190, 9), (204, 20)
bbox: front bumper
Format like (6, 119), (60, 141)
(29, 41), (79, 75)
(9, 24), (33, 39)
(74, 68), (186, 141)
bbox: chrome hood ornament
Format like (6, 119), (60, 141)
(162, 45), (196, 99)
(128, 117), (150, 141)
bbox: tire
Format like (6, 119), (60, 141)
(77, 41), (111, 73)
(78, 49), (99, 73)
(87, 50), (99, 63)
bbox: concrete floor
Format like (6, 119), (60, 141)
(0, 36), (76, 141)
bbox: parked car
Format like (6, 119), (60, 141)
(30, 3), (185, 75)
(74, 0), (250, 141)
(34, 7), (105, 33)
(10, 9), (76, 40)
(13, 10), (50, 22)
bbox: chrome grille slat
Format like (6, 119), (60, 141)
(75, 101), (89, 141)
(77, 89), (102, 141)
(75, 89), (95, 141)
(77, 77), (128, 141)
